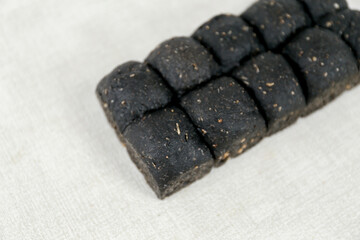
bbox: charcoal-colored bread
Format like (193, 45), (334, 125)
(233, 52), (306, 135)
(318, 10), (360, 88)
(180, 77), (267, 165)
(123, 107), (214, 199)
(146, 37), (220, 96)
(300, 0), (348, 22)
(242, 0), (311, 49)
(96, 61), (173, 134)
(343, 11), (360, 64)
(97, 0), (360, 199)
(318, 9), (353, 36)
(193, 14), (264, 72)
(283, 28), (358, 115)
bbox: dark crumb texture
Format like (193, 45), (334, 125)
(318, 9), (353, 36)
(181, 77), (267, 165)
(193, 14), (264, 72)
(283, 28), (358, 115)
(300, 0), (348, 22)
(96, 61), (173, 134)
(233, 52), (306, 135)
(343, 11), (360, 65)
(318, 10), (360, 88)
(242, 0), (311, 50)
(123, 107), (214, 199)
(146, 37), (220, 95)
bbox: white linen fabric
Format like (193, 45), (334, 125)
(1, 0), (360, 239)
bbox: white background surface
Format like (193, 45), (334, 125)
(1, 0), (360, 239)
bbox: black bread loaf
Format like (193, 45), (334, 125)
(97, 0), (359, 199)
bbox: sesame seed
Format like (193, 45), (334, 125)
(222, 152), (230, 159)
(176, 123), (181, 135)
(253, 64), (260, 73)
(237, 144), (247, 154)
